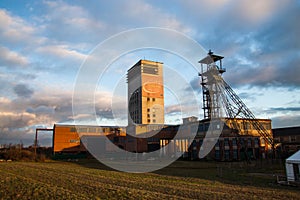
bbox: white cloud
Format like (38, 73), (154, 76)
(0, 9), (45, 46)
(234, 0), (290, 25)
(42, 0), (106, 43)
(0, 112), (35, 129)
(0, 9), (34, 41)
(0, 46), (29, 67)
(36, 45), (86, 61)
(119, 0), (193, 34)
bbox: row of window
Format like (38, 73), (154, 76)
(142, 66), (159, 75)
(70, 127), (121, 133)
(215, 138), (260, 147)
(195, 122), (271, 132)
(147, 97), (156, 101)
(147, 119), (156, 123)
(215, 150), (238, 160)
(236, 122), (271, 130)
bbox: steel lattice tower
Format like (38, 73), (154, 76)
(198, 50), (274, 148)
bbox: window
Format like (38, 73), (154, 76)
(240, 139), (244, 146)
(78, 128), (87, 132)
(88, 128), (96, 133)
(215, 150), (220, 160)
(143, 66), (159, 75)
(152, 98), (155, 101)
(153, 114), (156, 117)
(147, 119), (151, 123)
(70, 127), (76, 132)
(247, 138), (252, 146)
(224, 138), (229, 146)
(233, 150), (238, 159)
(147, 108), (150, 112)
(291, 136), (296, 142)
(225, 150), (230, 160)
(153, 119), (156, 123)
(147, 114), (150, 118)
(264, 123), (271, 130)
(232, 139), (237, 146)
(147, 97), (150, 101)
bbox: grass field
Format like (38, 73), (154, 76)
(0, 160), (299, 199)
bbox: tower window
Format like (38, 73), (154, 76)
(152, 98), (155, 101)
(147, 108), (150, 112)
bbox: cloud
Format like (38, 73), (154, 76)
(267, 107), (300, 114)
(187, 76), (201, 94)
(0, 46), (29, 67)
(196, 1), (300, 88)
(0, 1), (299, 145)
(36, 45), (86, 61)
(42, 0), (106, 43)
(0, 112), (35, 129)
(233, 0), (290, 26)
(121, 0), (192, 34)
(272, 114), (300, 128)
(13, 84), (34, 98)
(0, 9), (45, 47)
(0, 9), (34, 41)
(165, 104), (182, 115)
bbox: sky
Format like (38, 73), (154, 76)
(0, 0), (300, 146)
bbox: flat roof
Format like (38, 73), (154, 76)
(127, 59), (163, 72)
(54, 124), (126, 128)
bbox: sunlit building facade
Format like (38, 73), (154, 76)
(127, 59), (164, 125)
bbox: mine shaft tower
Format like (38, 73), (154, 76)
(198, 50), (274, 148)
(199, 50), (226, 119)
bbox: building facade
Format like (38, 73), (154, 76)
(273, 126), (300, 154)
(53, 124), (126, 154)
(127, 60), (164, 125)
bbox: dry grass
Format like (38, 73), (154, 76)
(0, 160), (299, 199)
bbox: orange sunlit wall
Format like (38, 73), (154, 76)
(53, 125), (81, 153)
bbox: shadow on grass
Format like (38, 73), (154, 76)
(70, 157), (300, 191)
(152, 159), (300, 192)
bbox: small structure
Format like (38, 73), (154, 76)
(286, 150), (300, 182)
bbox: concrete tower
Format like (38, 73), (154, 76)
(127, 59), (164, 125)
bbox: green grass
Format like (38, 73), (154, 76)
(0, 160), (299, 200)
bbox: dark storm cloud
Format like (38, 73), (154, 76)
(13, 83), (34, 98)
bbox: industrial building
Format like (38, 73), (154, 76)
(51, 52), (274, 161)
(127, 59), (164, 125)
(53, 124), (126, 154)
(273, 126), (300, 154)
